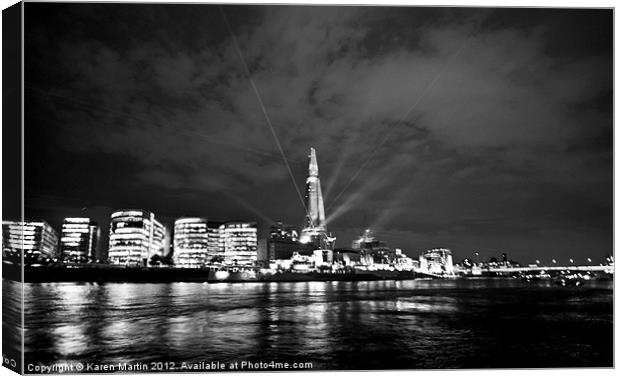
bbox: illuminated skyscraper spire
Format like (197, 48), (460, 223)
(301, 148), (333, 248)
(303, 147), (326, 231)
(309, 147), (319, 178)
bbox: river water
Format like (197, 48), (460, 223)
(4, 278), (613, 371)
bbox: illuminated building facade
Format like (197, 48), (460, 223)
(267, 221), (314, 260)
(60, 217), (100, 262)
(2, 220), (59, 263)
(300, 147), (334, 249)
(394, 252), (418, 270)
(207, 221), (225, 260)
(173, 217), (209, 268)
(333, 248), (362, 266)
(270, 221), (298, 241)
(419, 248), (454, 275)
(172, 219), (255, 267)
(108, 210), (165, 266)
(221, 221), (258, 266)
(352, 229), (395, 265)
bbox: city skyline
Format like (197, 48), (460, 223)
(19, 4), (612, 263)
(5, 145), (613, 265)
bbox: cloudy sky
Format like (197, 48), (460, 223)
(23, 3), (612, 263)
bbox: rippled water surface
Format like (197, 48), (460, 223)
(6, 279), (613, 370)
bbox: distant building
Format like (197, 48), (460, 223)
(257, 238), (268, 266)
(173, 217), (209, 268)
(392, 249), (418, 270)
(266, 221), (315, 261)
(313, 249), (333, 267)
(395, 255), (418, 270)
(351, 228), (375, 249)
(60, 217), (100, 262)
(333, 248), (362, 266)
(460, 258), (474, 268)
(108, 210), (165, 266)
(270, 221), (299, 241)
(2, 220), (59, 264)
(419, 248), (454, 275)
(352, 229), (396, 265)
(221, 221), (258, 266)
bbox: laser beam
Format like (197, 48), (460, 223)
(219, 6), (308, 215)
(326, 37), (472, 212)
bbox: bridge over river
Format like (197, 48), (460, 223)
(415, 264), (614, 278)
(486, 265), (614, 273)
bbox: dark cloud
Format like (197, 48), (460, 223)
(24, 4), (612, 263)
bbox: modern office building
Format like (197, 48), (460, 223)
(108, 210), (166, 266)
(207, 221), (225, 261)
(173, 217), (209, 268)
(221, 221), (258, 266)
(2, 220), (59, 263)
(172, 218), (255, 267)
(60, 217), (100, 262)
(419, 248), (454, 275)
(300, 147), (334, 249)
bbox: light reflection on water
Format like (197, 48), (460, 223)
(6, 279), (612, 370)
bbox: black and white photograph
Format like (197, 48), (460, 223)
(1, 1), (614, 373)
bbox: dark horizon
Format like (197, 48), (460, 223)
(20, 4), (612, 264)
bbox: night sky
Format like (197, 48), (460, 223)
(22, 3), (612, 264)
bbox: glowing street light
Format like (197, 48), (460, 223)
(569, 258), (574, 264)
(552, 259), (557, 264)
(587, 258), (592, 263)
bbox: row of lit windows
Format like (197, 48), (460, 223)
(111, 211), (148, 219)
(64, 218), (92, 223)
(175, 223), (208, 230)
(109, 249), (145, 254)
(112, 227), (150, 235)
(62, 227), (90, 233)
(61, 234), (89, 240)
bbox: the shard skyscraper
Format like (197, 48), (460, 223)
(300, 147), (334, 248)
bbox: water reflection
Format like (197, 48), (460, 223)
(8, 279), (612, 370)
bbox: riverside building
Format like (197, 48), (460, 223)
(108, 210), (165, 266)
(173, 218), (209, 268)
(60, 217), (100, 262)
(173, 218), (223, 267)
(419, 248), (455, 275)
(207, 221), (225, 261)
(352, 229), (395, 265)
(2, 220), (59, 263)
(172, 219), (256, 267)
(221, 221), (258, 266)
(267, 221), (314, 261)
